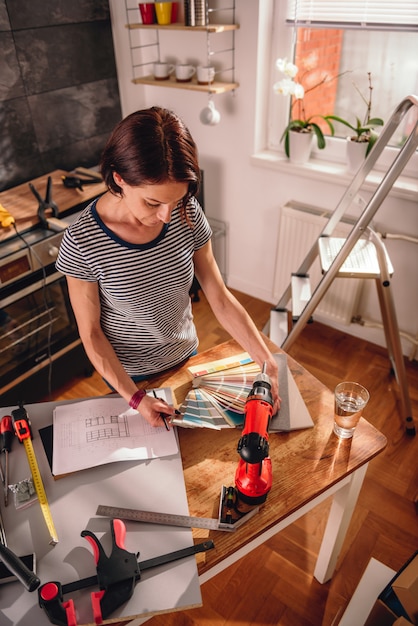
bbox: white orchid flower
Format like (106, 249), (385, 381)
(276, 57), (298, 78)
(273, 78), (296, 96)
(273, 78), (305, 99)
(293, 83), (305, 99)
(275, 58), (287, 72)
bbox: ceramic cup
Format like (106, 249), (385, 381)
(175, 64), (196, 82)
(153, 61), (175, 80)
(199, 100), (221, 126)
(197, 65), (216, 85)
(138, 2), (155, 24)
(155, 2), (172, 25)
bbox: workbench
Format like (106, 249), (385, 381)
(0, 339), (387, 625)
(0, 168), (106, 242)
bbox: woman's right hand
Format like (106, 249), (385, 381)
(136, 394), (176, 428)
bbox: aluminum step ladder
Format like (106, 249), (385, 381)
(266, 95), (418, 435)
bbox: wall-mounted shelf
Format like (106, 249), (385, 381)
(125, 0), (238, 94)
(132, 74), (239, 94)
(126, 23), (239, 33)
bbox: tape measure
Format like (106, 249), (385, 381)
(12, 407), (58, 546)
(96, 503), (259, 532)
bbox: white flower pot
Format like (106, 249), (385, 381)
(346, 138), (368, 174)
(288, 130), (314, 165)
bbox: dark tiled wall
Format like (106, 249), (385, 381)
(0, 0), (121, 191)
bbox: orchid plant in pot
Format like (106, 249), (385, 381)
(325, 73), (384, 172)
(273, 57), (336, 164)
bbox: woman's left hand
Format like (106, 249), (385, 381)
(264, 358), (281, 415)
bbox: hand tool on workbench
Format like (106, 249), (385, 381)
(38, 518), (215, 626)
(0, 541), (40, 591)
(29, 176), (59, 228)
(11, 404), (59, 545)
(0, 504), (40, 591)
(96, 502), (259, 532)
(0, 415), (13, 506)
(61, 174), (102, 191)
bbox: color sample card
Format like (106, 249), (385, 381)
(174, 353), (312, 431)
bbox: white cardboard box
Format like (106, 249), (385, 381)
(338, 558), (396, 626)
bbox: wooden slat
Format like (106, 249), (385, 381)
(132, 75), (239, 94)
(126, 23), (240, 33)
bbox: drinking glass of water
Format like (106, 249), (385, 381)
(334, 381), (370, 439)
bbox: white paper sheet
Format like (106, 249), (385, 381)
(52, 389), (178, 476)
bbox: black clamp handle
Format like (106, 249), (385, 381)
(29, 176), (59, 228)
(38, 581), (77, 626)
(0, 543), (40, 592)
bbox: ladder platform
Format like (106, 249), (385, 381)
(318, 236), (394, 278)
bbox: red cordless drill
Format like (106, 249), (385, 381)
(234, 363), (274, 506)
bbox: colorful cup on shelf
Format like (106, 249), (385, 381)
(155, 2), (172, 25)
(138, 2), (156, 24)
(171, 2), (178, 23)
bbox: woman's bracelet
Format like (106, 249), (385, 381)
(129, 389), (147, 409)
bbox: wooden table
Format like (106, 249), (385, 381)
(1, 339), (387, 625)
(150, 338), (387, 586)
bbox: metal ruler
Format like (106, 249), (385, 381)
(12, 408), (59, 546)
(96, 504), (249, 532)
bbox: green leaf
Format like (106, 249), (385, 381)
(325, 115), (357, 133)
(367, 117), (384, 127)
(284, 131), (290, 158)
(310, 123), (326, 149)
(365, 130), (379, 156)
(323, 117), (335, 135)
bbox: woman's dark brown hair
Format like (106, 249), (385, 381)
(100, 107), (200, 213)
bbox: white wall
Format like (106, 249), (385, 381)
(109, 1), (418, 360)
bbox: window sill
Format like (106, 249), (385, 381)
(250, 150), (418, 203)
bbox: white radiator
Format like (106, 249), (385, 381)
(272, 202), (364, 325)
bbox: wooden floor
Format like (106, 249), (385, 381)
(53, 289), (418, 626)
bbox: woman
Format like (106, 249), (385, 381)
(56, 107), (279, 427)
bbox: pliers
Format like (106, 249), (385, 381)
(62, 170), (102, 191)
(29, 176), (59, 228)
(38, 518), (214, 625)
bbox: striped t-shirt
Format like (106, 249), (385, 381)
(56, 196), (212, 376)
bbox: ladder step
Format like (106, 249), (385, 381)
(269, 309), (289, 346)
(291, 274), (311, 318)
(318, 236), (394, 278)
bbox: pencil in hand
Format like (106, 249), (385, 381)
(152, 389), (170, 431)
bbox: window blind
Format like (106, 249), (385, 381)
(286, 0), (418, 31)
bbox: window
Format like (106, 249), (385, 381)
(258, 0), (418, 177)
